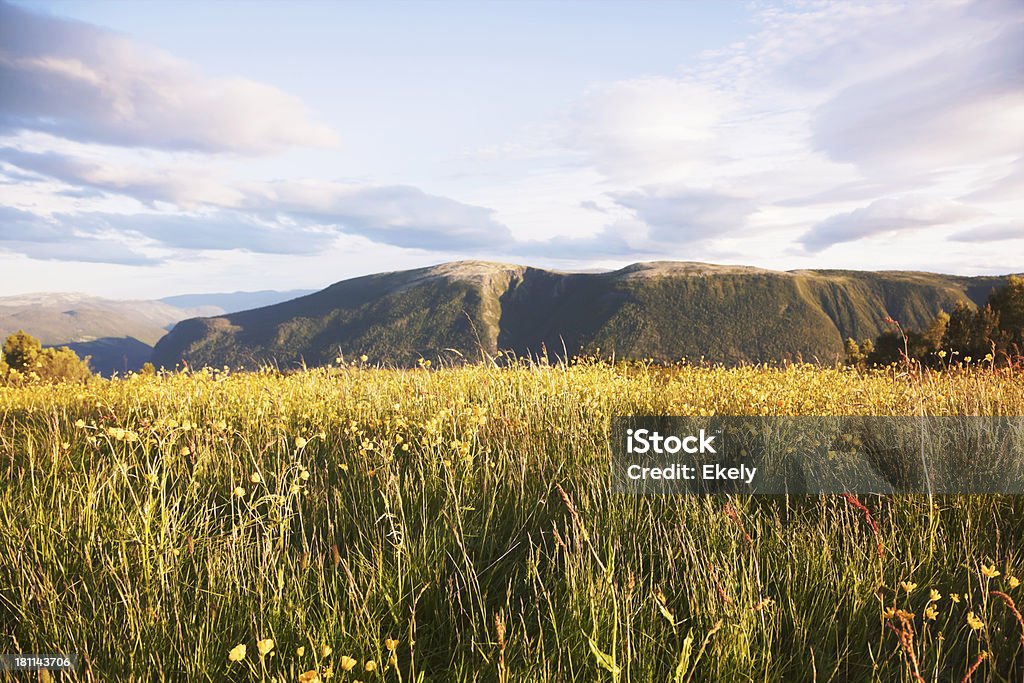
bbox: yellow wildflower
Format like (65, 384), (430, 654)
(924, 605), (938, 620)
(257, 638), (275, 657)
(339, 655), (357, 671)
(966, 611), (984, 630)
(296, 436), (308, 449)
(1009, 576), (1021, 589)
(228, 644), (246, 662)
(949, 593), (961, 604)
(74, 419), (86, 428)
(296, 646), (306, 656)
(900, 581), (917, 593)
(384, 637), (398, 651)
(234, 486), (246, 498)
(321, 645), (332, 657)
(250, 472), (263, 484)
(298, 671), (321, 683)
(364, 660), (377, 672)
(981, 564), (1000, 578)
(929, 589), (941, 602)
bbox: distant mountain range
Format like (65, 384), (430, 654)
(0, 289), (310, 375)
(158, 289), (315, 313)
(150, 260), (1013, 370)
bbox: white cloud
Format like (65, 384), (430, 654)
(566, 78), (732, 184)
(611, 187), (756, 243)
(800, 196), (986, 252)
(533, 0), (1024, 260)
(948, 223), (1023, 243)
(0, 205), (160, 264)
(0, 1), (338, 154)
(0, 145), (513, 255)
(0, 145), (243, 207)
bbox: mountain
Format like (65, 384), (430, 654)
(159, 289), (315, 313)
(0, 293), (221, 376)
(0, 288), (320, 375)
(0, 292), (218, 345)
(151, 260), (1012, 369)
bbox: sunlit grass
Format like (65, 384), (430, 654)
(0, 360), (1022, 681)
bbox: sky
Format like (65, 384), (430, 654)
(0, 0), (1021, 299)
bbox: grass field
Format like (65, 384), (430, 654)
(1, 360), (1023, 681)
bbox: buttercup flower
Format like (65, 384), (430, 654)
(257, 638), (275, 657)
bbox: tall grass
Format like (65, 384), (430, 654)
(0, 360), (1022, 681)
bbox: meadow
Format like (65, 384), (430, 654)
(1, 360), (1023, 681)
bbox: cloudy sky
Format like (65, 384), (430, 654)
(0, 0), (1021, 298)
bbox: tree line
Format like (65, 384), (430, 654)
(845, 276), (1024, 367)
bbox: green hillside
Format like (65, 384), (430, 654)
(151, 260), (1010, 369)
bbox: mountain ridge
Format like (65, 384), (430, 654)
(151, 260), (1014, 369)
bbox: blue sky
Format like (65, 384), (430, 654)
(1, 0), (1021, 298)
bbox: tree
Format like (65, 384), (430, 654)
(844, 338), (864, 366)
(989, 275), (1024, 354)
(3, 330), (42, 370)
(867, 330), (906, 366)
(971, 305), (1000, 359)
(942, 303), (976, 357)
(860, 337), (874, 358)
(1, 331), (92, 383)
(37, 346), (93, 382)
(844, 338), (876, 368)
(922, 311), (949, 351)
